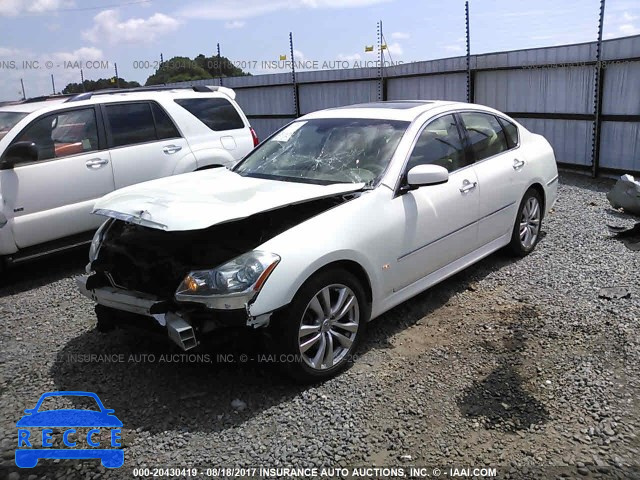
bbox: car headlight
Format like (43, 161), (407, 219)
(175, 251), (280, 309)
(89, 219), (112, 263)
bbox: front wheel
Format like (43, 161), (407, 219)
(508, 188), (543, 256)
(273, 268), (369, 382)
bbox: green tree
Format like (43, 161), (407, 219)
(145, 54), (250, 85)
(62, 77), (141, 94)
(194, 54), (250, 78)
(145, 56), (211, 86)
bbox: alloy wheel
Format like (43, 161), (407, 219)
(519, 196), (541, 249)
(298, 284), (360, 370)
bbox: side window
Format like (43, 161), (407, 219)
(406, 114), (468, 173)
(460, 112), (509, 161)
(151, 103), (180, 139)
(175, 98), (245, 131)
(13, 108), (98, 161)
(105, 103), (156, 147)
(499, 117), (519, 149)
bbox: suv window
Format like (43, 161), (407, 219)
(460, 112), (509, 161)
(406, 114), (468, 173)
(105, 102), (156, 147)
(175, 98), (244, 131)
(151, 103), (180, 139)
(14, 108), (98, 161)
(0, 111), (28, 141)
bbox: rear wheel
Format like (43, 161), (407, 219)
(508, 188), (543, 256)
(273, 268), (369, 382)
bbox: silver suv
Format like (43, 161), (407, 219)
(0, 86), (257, 271)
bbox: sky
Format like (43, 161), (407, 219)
(0, 0), (639, 101)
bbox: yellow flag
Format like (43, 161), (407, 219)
(364, 45), (373, 52)
(279, 54), (287, 60)
(381, 44), (387, 50)
(110, 77), (116, 83)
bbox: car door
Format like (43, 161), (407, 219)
(1, 106), (114, 248)
(390, 113), (480, 292)
(102, 101), (192, 189)
(459, 112), (526, 246)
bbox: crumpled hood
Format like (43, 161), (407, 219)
(93, 168), (364, 231)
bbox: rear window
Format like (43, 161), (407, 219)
(499, 117), (519, 149)
(0, 111), (28, 140)
(175, 98), (244, 131)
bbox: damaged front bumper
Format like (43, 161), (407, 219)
(76, 274), (272, 351)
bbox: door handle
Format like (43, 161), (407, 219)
(163, 145), (182, 154)
(459, 180), (477, 193)
(513, 158), (525, 170)
(85, 158), (109, 168)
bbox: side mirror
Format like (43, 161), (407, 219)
(406, 164), (449, 189)
(0, 141), (38, 170)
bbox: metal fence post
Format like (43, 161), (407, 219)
(289, 32), (300, 118)
(217, 43), (223, 87)
(465, 1), (472, 103)
(592, 0), (606, 177)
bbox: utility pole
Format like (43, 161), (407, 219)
(80, 69), (85, 92)
(114, 63), (120, 88)
(20, 79), (26, 100)
(51, 74), (56, 95)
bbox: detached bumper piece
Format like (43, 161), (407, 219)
(77, 274), (206, 351)
(77, 273), (259, 351)
(77, 274), (168, 316)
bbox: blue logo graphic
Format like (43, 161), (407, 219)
(15, 391), (123, 469)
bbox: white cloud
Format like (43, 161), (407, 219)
(176, 0), (391, 20)
(224, 20), (245, 29)
(391, 31), (409, 40)
(293, 49), (305, 61)
(52, 46), (103, 63)
(0, 46), (22, 56)
(337, 53), (361, 61)
(443, 45), (463, 53)
(386, 42), (403, 56)
(619, 23), (640, 35)
(604, 10), (640, 38)
(83, 9), (181, 45)
(0, 0), (74, 16)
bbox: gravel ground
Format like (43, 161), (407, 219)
(1, 172), (639, 480)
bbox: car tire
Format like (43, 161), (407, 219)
(272, 268), (370, 383)
(508, 187), (543, 257)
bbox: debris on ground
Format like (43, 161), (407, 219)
(608, 222), (640, 251)
(598, 286), (631, 300)
(607, 174), (640, 215)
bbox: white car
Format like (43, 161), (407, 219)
(77, 100), (558, 381)
(0, 86), (257, 270)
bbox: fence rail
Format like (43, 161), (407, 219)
(168, 34), (640, 176)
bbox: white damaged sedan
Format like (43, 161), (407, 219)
(78, 100), (558, 381)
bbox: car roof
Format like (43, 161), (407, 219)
(0, 88), (237, 117)
(0, 98), (68, 113)
(302, 100), (475, 121)
(301, 100), (513, 122)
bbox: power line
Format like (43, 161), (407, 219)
(13, 0), (153, 16)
